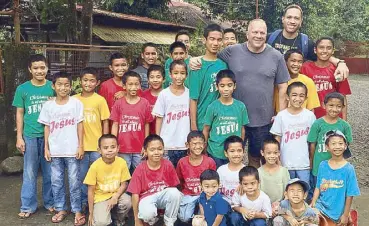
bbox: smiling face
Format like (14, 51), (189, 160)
(109, 58), (129, 78)
(326, 135), (347, 158)
(29, 61), (48, 82)
(217, 77), (236, 98)
(187, 137), (205, 156)
(323, 98), (343, 118)
(81, 73), (99, 93)
(201, 179), (219, 199)
(286, 52), (303, 77)
(225, 142), (244, 165)
(287, 86), (307, 109)
(285, 183), (306, 204)
(315, 39), (334, 62)
(123, 76), (141, 97)
(170, 64), (187, 86)
(241, 175), (259, 196)
(261, 143), (280, 165)
(99, 138), (119, 160)
(141, 46), (158, 67)
(282, 8), (303, 34)
(246, 20), (267, 51)
(223, 32), (237, 47)
(148, 70), (164, 90)
(204, 31), (223, 54)
(53, 77), (71, 98)
(144, 140), (164, 163)
(171, 47), (187, 61)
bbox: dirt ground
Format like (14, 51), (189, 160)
(0, 75), (368, 226)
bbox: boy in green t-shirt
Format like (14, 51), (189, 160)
(12, 54), (55, 218)
(164, 41), (189, 88)
(189, 23), (228, 131)
(203, 69), (249, 167)
(307, 92), (352, 200)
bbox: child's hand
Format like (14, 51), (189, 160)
(247, 211), (255, 219)
(107, 195), (118, 211)
(88, 214), (93, 226)
(236, 184), (244, 196)
(272, 201), (280, 217)
(114, 91), (125, 100)
(76, 147), (84, 160)
(45, 149), (51, 162)
(16, 138), (25, 154)
(286, 217), (300, 226)
(337, 214), (349, 226)
(192, 215), (206, 226)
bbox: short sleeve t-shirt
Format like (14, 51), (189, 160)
(274, 73), (320, 112)
(132, 66), (149, 90)
(217, 163), (245, 204)
(232, 190), (272, 218)
(278, 200), (319, 224)
(307, 118), (353, 176)
(301, 62), (351, 119)
(127, 159), (180, 200)
(199, 191), (230, 226)
(267, 32), (316, 61)
(176, 155), (216, 196)
(258, 166), (290, 203)
(164, 58), (190, 88)
(98, 78), (124, 111)
(141, 89), (159, 135)
(74, 93), (110, 151)
(12, 80), (54, 138)
(38, 97), (84, 157)
(83, 157), (131, 203)
(218, 44), (290, 127)
(204, 99), (249, 159)
(189, 58), (228, 131)
(152, 88), (190, 150)
(270, 109), (316, 170)
(110, 97), (153, 154)
(315, 161), (360, 222)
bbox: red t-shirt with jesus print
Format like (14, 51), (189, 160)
(110, 97), (153, 154)
(127, 159), (180, 200)
(176, 155), (216, 196)
(141, 89), (158, 135)
(301, 62), (351, 119)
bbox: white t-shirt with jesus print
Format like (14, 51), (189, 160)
(152, 87), (190, 150)
(217, 163), (245, 205)
(38, 97), (84, 157)
(270, 108), (316, 170)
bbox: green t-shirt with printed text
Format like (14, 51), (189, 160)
(189, 58), (227, 131)
(12, 80), (54, 138)
(204, 99), (249, 159)
(307, 117), (352, 176)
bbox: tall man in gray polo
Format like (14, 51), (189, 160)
(191, 19), (290, 167)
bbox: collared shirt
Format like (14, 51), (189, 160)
(199, 191), (230, 226)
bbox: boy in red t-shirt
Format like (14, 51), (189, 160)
(110, 71), (153, 170)
(301, 37), (351, 120)
(176, 131), (216, 223)
(141, 65), (164, 135)
(127, 135), (182, 226)
(98, 52), (129, 111)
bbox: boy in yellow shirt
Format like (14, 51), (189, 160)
(84, 134), (132, 226)
(275, 49), (320, 112)
(74, 67), (110, 210)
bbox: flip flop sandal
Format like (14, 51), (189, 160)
(47, 207), (56, 215)
(18, 212), (32, 219)
(74, 214), (86, 226)
(51, 212), (68, 223)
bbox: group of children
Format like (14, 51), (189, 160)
(13, 21), (360, 226)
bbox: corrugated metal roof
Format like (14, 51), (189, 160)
(93, 25), (177, 45)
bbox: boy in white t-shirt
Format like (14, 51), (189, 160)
(231, 166), (272, 226)
(152, 60), (190, 167)
(270, 82), (316, 184)
(38, 72), (86, 225)
(217, 136), (245, 205)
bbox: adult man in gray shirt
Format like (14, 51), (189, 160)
(191, 19), (290, 167)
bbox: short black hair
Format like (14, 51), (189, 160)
(315, 37), (335, 48)
(169, 60), (187, 75)
(109, 52), (127, 65)
(187, 130), (205, 143)
(122, 71), (142, 85)
(28, 54), (47, 68)
(169, 41), (187, 54)
(98, 134), (118, 147)
(80, 67), (99, 80)
(200, 169), (220, 183)
(224, 135), (244, 152)
(52, 71), (71, 84)
(283, 4), (303, 17)
(142, 42), (157, 53)
(216, 69), (236, 85)
(284, 49), (304, 61)
(204, 23), (223, 39)
(239, 166), (259, 182)
(143, 134), (164, 150)
(175, 30), (190, 41)
(147, 65), (165, 79)
(323, 92), (345, 106)
(262, 136), (280, 150)
(224, 28), (237, 40)
(287, 81), (308, 96)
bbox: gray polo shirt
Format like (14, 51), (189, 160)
(218, 43), (290, 127)
(132, 65), (149, 90)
